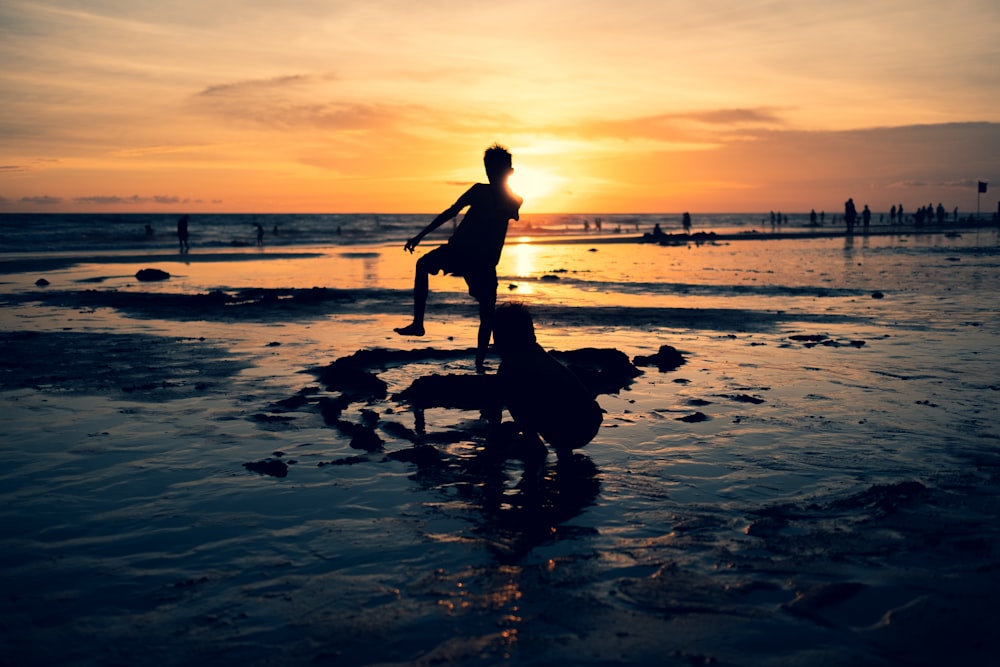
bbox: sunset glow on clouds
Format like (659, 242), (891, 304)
(1, 0), (998, 213)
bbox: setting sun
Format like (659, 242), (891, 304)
(507, 165), (567, 213)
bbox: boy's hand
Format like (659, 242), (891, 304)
(404, 237), (419, 253)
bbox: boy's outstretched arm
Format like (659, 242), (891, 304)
(403, 188), (473, 253)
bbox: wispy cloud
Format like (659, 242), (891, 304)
(21, 195), (64, 206)
(191, 75), (425, 133)
(196, 75), (321, 98)
(72, 195), (214, 206)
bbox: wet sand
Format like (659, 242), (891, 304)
(2, 231), (999, 666)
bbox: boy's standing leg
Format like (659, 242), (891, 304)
(475, 295), (495, 373)
(469, 271), (497, 373)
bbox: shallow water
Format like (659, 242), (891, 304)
(2, 228), (999, 666)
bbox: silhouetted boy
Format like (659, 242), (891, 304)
(395, 144), (522, 372)
(491, 303), (603, 461)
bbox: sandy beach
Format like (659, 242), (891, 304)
(2, 225), (999, 666)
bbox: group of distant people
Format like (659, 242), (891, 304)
(841, 199), (985, 233)
(167, 215), (277, 252)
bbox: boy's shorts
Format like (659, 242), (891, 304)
(422, 244), (497, 304)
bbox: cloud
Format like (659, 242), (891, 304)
(21, 196), (64, 205)
(196, 75), (317, 98)
(547, 107), (788, 145)
(72, 195), (208, 206)
(191, 75), (418, 132)
(677, 108), (787, 126)
(0, 160), (60, 174)
(111, 145), (212, 158)
(888, 179), (988, 191)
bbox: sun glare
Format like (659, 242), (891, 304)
(508, 166), (564, 211)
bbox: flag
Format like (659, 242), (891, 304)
(978, 181), (988, 193)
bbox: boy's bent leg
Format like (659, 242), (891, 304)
(394, 254), (433, 336)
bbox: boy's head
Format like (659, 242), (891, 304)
(492, 302), (535, 355)
(484, 143), (513, 184)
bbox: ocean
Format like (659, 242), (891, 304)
(0, 211), (848, 253)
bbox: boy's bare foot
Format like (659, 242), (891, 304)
(394, 323), (425, 336)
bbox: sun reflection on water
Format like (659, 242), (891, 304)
(505, 241), (541, 279)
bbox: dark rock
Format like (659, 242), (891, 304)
(677, 412), (709, 423)
(317, 395), (350, 423)
(633, 344), (686, 372)
(360, 408), (380, 428)
(387, 445), (443, 467)
(789, 334), (827, 342)
(728, 394), (765, 405)
(272, 394), (310, 410)
(396, 373), (497, 410)
(318, 455), (368, 467)
(312, 356), (387, 401)
(135, 268), (170, 281)
(35, 278), (50, 287)
(551, 347), (642, 395)
(349, 426), (383, 452)
(871, 291), (885, 299)
(380, 420), (419, 442)
(243, 458), (288, 478)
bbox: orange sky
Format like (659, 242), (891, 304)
(1, 1), (998, 214)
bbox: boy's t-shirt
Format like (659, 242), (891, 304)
(447, 183), (521, 268)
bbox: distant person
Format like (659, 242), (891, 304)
(810, 209), (817, 226)
(254, 222), (264, 247)
(890, 204), (897, 224)
(177, 214), (189, 253)
(862, 204), (871, 232)
(682, 212), (692, 233)
(395, 144), (523, 372)
(491, 303), (602, 461)
(145, 224), (153, 237)
(844, 198), (857, 235)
